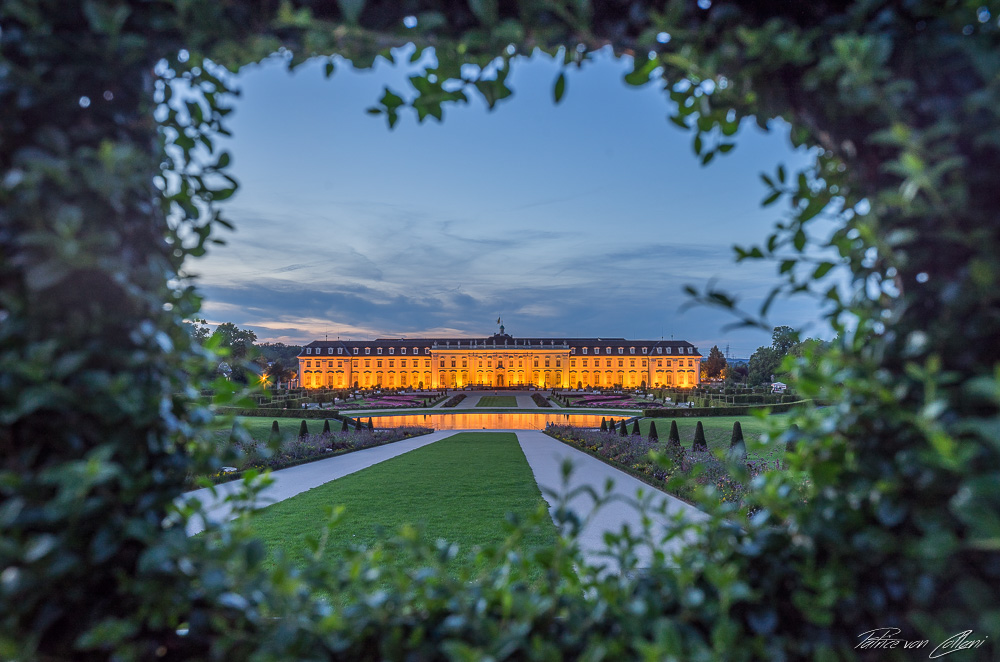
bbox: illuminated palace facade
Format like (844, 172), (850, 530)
(297, 329), (702, 390)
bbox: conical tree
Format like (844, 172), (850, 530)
(728, 421), (747, 461)
(668, 420), (680, 447)
(268, 420), (280, 445)
(354, 417), (363, 431)
(607, 418), (615, 433)
(730, 421), (745, 448)
(340, 417), (349, 432)
(692, 420), (707, 451)
(322, 419), (331, 435)
(631, 419), (641, 436)
(600, 417), (607, 432)
(298, 420), (309, 439)
(619, 420), (628, 436)
(785, 423), (800, 455)
(648, 421), (659, 442)
(367, 417), (374, 432)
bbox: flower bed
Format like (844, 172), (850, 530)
(545, 425), (784, 507)
(196, 426), (433, 488)
(350, 394), (441, 409)
(442, 394), (466, 407)
(531, 393), (551, 407)
(568, 395), (650, 409)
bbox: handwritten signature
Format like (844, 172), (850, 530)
(856, 628), (988, 658)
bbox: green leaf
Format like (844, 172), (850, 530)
(762, 191), (781, 206)
(793, 229), (807, 251)
(813, 262), (834, 278)
(554, 72), (566, 104)
(669, 114), (688, 129)
(777, 165), (786, 183)
(324, 59), (336, 78)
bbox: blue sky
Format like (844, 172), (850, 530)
(190, 46), (834, 358)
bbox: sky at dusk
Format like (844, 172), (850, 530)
(189, 46), (837, 358)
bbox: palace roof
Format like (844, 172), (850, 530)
(299, 334), (701, 357)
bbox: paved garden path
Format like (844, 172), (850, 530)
(182, 430), (457, 536)
(183, 425), (708, 575)
(515, 430), (707, 573)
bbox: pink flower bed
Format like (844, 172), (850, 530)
(355, 395), (426, 409)
(569, 395), (648, 409)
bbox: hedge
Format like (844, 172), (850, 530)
(642, 400), (812, 418)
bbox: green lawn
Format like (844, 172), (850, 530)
(248, 432), (556, 576)
(475, 395), (518, 408)
(210, 416), (344, 442)
(638, 414), (789, 452)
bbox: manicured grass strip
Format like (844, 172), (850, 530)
(475, 395), (518, 408)
(639, 414), (789, 452)
(248, 432), (556, 574)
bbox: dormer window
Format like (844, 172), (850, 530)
(338, 348), (343, 354)
(606, 347), (611, 354)
(389, 347), (393, 355)
(629, 347), (635, 354)
(401, 347), (406, 355)
(656, 347), (661, 354)
(642, 347), (647, 354)
(688, 347), (693, 354)
(306, 348), (312, 354)
(582, 347), (588, 354)
(424, 348), (430, 354)
(365, 348), (370, 355)
(571, 348), (576, 354)
(666, 347), (672, 355)
(377, 348), (382, 355)
(353, 348), (358, 355)
(328, 348), (333, 354)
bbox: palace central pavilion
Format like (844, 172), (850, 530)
(297, 327), (701, 390)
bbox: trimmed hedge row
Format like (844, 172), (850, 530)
(643, 400), (811, 418)
(215, 406), (342, 420)
(442, 394), (466, 407)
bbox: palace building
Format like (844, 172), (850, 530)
(297, 326), (702, 390)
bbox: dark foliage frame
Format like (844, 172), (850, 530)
(2, 1), (998, 659)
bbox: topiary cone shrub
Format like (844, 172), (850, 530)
(268, 420), (281, 445)
(692, 421), (707, 452)
(730, 421), (744, 447)
(322, 419), (331, 435)
(648, 421), (658, 442)
(600, 417), (607, 432)
(727, 421), (747, 462)
(619, 420), (628, 437)
(607, 418), (615, 433)
(668, 420), (681, 447)
(631, 419), (641, 436)
(341, 417), (350, 432)
(298, 420), (309, 439)
(354, 417), (363, 431)
(367, 417), (374, 431)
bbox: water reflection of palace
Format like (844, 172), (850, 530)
(364, 412), (612, 430)
(298, 325), (701, 391)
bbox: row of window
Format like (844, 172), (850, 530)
(304, 345), (698, 357)
(304, 346), (432, 356)
(303, 357), (697, 370)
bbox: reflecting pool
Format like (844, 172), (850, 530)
(364, 412), (615, 430)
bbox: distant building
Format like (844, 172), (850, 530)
(297, 327), (701, 390)
(771, 381), (787, 393)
